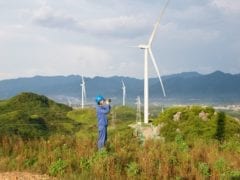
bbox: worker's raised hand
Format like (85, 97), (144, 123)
(105, 98), (111, 105)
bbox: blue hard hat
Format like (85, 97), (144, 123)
(95, 95), (105, 104)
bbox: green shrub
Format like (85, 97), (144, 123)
(175, 134), (188, 152)
(214, 157), (227, 173)
(215, 112), (225, 142)
(198, 162), (210, 177)
(49, 158), (67, 176)
(79, 157), (91, 170)
(229, 170), (240, 179)
(126, 162), (140, 177)
(24, 157), (37, 168)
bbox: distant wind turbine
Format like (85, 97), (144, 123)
(80, 76), (87, 109)
(122, 80), (126, 106)
(67, 98), (72, 107)
(138, 0), (169, 123)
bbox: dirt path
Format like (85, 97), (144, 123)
(0, 172), (53, 180)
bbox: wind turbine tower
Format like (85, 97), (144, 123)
(67, 98), (72, 107)
(136, 96), (142, 125)
(122, 80), (126, 106)
(138, 0), (169, 123)
(80, 76), (87, 109)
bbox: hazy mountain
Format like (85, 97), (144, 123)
(0, 71), (240, 104)
(151, 71), (240, 102)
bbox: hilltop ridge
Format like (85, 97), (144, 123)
(0, 92), (79, 138)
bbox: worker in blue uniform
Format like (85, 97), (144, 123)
(95, 95), (111, 150)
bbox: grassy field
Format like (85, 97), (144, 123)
(0, 125), (240, 179)
(0, 93), (240, 179)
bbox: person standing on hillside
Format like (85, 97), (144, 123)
(95, 95), (111, 150)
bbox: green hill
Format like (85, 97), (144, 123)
(153, 106), (240, 142)
(0, 92), (80, 138)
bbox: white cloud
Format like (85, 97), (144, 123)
(157, 22), (220, 42)
(0, 30), (5, 39)
(36, 43), (113, 77)
(211, 0), (240, 13)
(81, 15), (150, 38)
(0, 41), (112, 79)
(31, 3), (150, 38)
(0, 24), (30, 41)
(32, 4), (79, 30)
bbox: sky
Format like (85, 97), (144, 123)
(0, 0), (240, 80)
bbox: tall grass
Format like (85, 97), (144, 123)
(0, 134), (240, 179)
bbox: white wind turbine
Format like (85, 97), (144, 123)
(122, 80), (126, 106)
(138, 0), (169, 124)
(67, 97), (72, 107)
(136, 96), (142, 125)
(80, 76), (87, 109)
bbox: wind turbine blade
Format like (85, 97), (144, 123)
(148, 0), (170, 46)
(148, 48), (166, 97)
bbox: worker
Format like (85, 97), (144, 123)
(95, 95), (111, 150)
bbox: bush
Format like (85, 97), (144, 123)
(175, 134), (188, 152)
(198, 162), (210, 177)
(126, 162), (140, 177)
(215, 112), (225, 142)
(49, 158), (67, 176)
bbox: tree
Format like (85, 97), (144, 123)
(215, 112), (225, 143)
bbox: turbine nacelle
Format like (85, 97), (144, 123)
(138, 44), (150, 49)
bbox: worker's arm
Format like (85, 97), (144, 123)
(97, 105), (111, 114)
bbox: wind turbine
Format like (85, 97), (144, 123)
(136, 96), (142, 125)
(80, 76), (87, 109)
(138, 0), (169, 124)
(122, 80), (126, 106)
(67, 97), (72, 107)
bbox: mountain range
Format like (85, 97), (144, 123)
(0, 71), (240, 104)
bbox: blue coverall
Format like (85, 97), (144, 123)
(96, 104), (111, 149)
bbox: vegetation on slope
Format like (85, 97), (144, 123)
(0, 92), (80, 138)
(67, 108), (97, 138)
(153, 106), (240, 143)
(67, 106), (135, 139)
(0, 94), (240, 179)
